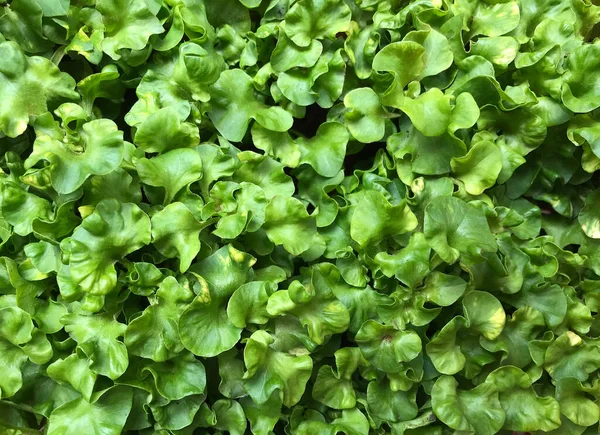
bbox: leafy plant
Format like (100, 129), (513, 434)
(1, 0), (600, 434)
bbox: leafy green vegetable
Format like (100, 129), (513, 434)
(2, 0), (600, 433)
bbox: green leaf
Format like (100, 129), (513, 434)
(142, 352), (206, 400)
(312, 347), (362, 409)
(450, 140), (503, 195)
(267, 264), (350, 344)
(133, 107), (200, 153)
(125, 276), (194, 361)
(47, 386), (133, 435)
(65, 199), (151, 297)
(544, 331), (600, 382)
(150, 394), (204, 430)
(400, 89), (452, 137)
(0, 305), (52, 398)
(486, 366), (561, 432)
(47, 354), (96, 401)
(431, 375), (505, 435)
(26, 118), (124, 194)
(367, 378), (418, 423)
(350, 190), (418, 247)
(463, 291), (506, 341)
(263, 195), (322, 256)
(297, 122), (349, 177)
(62, 310), (129, 379)
(562, 44), (600, 112)
(180, 246), (255, 357)
(0, 181), (51, 236)
(282, 0), (351, 47)
(424, 196), (497, 264)
(0, 41), (78, 137)
(295, 408), (369, 435)
(213, 399), (246, 435)
(270, 34), (322, 73)
(208, 69), (293, 142)
(480, 306), (546, 368)
(372, 41), (424, 106)
(252, 122), (348, 177)
(470, 36), (520, 68)
(578, 189), (600, 239)
(24, 241), (61, 274)
(374, 232), (431, 288)
(227, 281), (273, 328)
(355, 320), (421, 373)
(387, 124), (467, 184)
(426, 292), (506, 376)
(151, 203), (211, 272)
(240, 393), (282, 435)
(136, 148), (203, 205)
(555, 377), (600, 427)
(0, 0), (52, 54)
(172, 42), (226, 102)
(456, 0), (520, 37)
(421, 272), (467, 307)
(403, 28), (454, 78)
(344, 88), (387, 143)
(232, 151), (295, 199)
(97, 0), (164, 60)
(243, 330), (313, 407)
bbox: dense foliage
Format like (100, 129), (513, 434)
(2, 0), (600, 434)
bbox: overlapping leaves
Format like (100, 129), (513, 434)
(2, 0), (600, 433)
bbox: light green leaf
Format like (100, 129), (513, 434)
(562, 44), (600, 113)
(271, 34), (322, 73)
(344, 88), (387, 143)
(463, 291), (506, 341)
(133, 107), (200, 153)
(544, 331), (600, 382)
(374, 232), (431, 289)
(180, 246), (255, 357)
(263, 195), (322, 256)
(227, 281), (273, 328)
(355, 320), (422, 373)
(214, 399), (246, 435)
(65, 199), (151, 296)
(47, 354), (96, 401)
(350, 190), (418, 247)
(243, 330), (313, 407)
(578, 189), (600, 239)
(125, 276), (194, 361)
(480, 306), (546, 368)
(151, 203), (211, 272)
(367, 378), (418, 423)
(424, 196), (497, 264)
(62, 310), (129, 379)
(97, 0), (164, 60)
(47, 386), (133, 435)
(555, 377), (600, 427)
(25, 118), (124, 194)
(431, 375), (505, 435)
(372, 41), (425, 107)
(451, 140), (502, 195)
(267, 264), (350, 344)
(136, 148), (203, 205)
(240, 392), (282, 435)
(312, 347), (362, 409)
(487, 366), (561, 432)
(400, 88), (452, 137)
(208, 69), (293, 142)
(282, 0), (351, 47)
(0, 41), (78, 137)
(142, 352), (206, 401)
